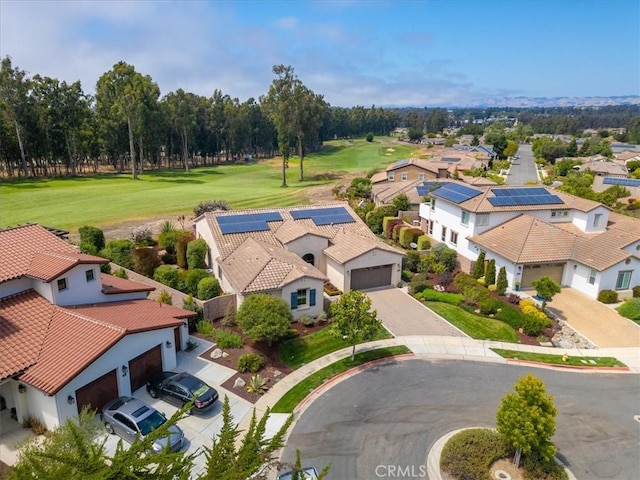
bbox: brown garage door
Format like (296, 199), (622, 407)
(351, 265), (393, 290)
(129, 345), (162, 392)
(75, 369), (118, 414)
(521, 263), (564, 288)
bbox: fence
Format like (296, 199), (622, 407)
(201, 293), (236, 321)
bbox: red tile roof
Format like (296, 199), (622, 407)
(0, 224), (106, 283)
(1, 290), (196, 394)
(100, 273), (155, 295)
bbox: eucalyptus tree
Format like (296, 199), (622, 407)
(163, 88), (199, 171)
(96, 62), (160, 179)
(293, 85), (327, 181)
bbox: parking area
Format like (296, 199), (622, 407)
(101, 337), (252, 477)
(543, 288), (640, 348)
(365, 287), (467, 338)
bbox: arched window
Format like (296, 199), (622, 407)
(302, 253), (315, 266)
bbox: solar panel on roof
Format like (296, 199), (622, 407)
(432, 183), (482, 204)
(219, 221), (271, 234)
(493, 187), (549, 197)
(394, 159), (409, 167)
(290, 207), (355, 226)
(603, 177), (640, 187)
(218, 212), (282, 225)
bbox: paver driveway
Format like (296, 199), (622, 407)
(365, 287), (467, 338)
(543, 288), (640, 347)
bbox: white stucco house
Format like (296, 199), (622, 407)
(0, 224), (196, 430)
(418, 182), (640, 299)
(194, 204), (404, 319)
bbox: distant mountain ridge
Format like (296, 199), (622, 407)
(459, 95), (640, 108)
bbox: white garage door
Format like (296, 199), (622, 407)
(521, 263), (564, 288)
(351, 265), (393, 290)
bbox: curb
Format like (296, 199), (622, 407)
(505, 358), (631, 373)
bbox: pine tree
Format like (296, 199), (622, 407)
(496, 266), (508, 295)
(484, 258), (496, 286)
(472, 252), (485, 279)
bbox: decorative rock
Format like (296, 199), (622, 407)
(222, 352), (229, 358)
(210, 348), (223, 359)
(233, 377), (246, 389)
(272, 370), (282, 378)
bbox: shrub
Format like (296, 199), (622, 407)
(186, 238), (208, 270)
(154, 265), (181, 289)
(102, 239), (135, 269)
(113, 268), (127, 279)
(183, 295), (203, 331)
(495, 304), (524, 329)
(221, 302), (236, 326)
(401, 269), (412, 282)
(440, 428), (512, 480)
(212, 328), (243, 348)
(633, 286), (640, 298)
(382, 216), (398, 237)
(132, 247), (161, 277)
(437, 271), (454, 288)
(385, 218), (404, 239)
(158, 230), (180, 253)
(417, 235), (430, 250)
(479, 297), (502, 315)
(78, 226), (105, 252)
(417, 252), (436, 273)
(236, 293), (293, 345)
(496, 266), (508, 295)
(433, 244), (457, 273)
(193, 200), (230, 217)
(79, 242), (99, 256)
(237, 353), (265, 373)
(365, 132), (374, 142)
(246, 374), (268, 394)
(399, 227), (422, 249)
(507, 293), (521, 304)
(160, 220), (175, 234)
(484, 258), (496, 286)
(196, 319), (214, 336)
(597, 289), (619, 304)
(419, 289), (463, 305)
(316, 311), (328, 323)
(453, 272), (478, 291)
(522, 312), (551, 336)
(616, 298), (640, 321)
(366, 205), (398, 234)
(299, 315), (315, 327)
(406, 251), (420, 272)
(523, 452), (569, 480)
(462, 285), (490, 305)
(22, 415), (47, 435)
(184, 269), (210, 296)
(410, 272), (432, 295)
(472, 252), (486, 279)
(160, 251), (175, 264)
(392, 223), (403, 243)
(197, 277), (221, 300)
(175, 233), (193, 269)
(129, 227), (154, 247)
(157, 290), (173, 305)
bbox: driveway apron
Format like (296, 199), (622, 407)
(365, 287), (467, 338)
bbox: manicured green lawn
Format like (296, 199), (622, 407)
(491, 348), (627, 368)
(0, 138), (415, 231)
(279, 326), (392, 370)
(426, 302), (519, 343)
(271, 346), (411, 413)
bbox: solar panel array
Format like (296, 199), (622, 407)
(394, 159), (409, 168)
(603, 177), (640, 187)
(218, 212), (283, 234)
(290, 206), (355, 226)
(488, 187), (564, 207)
(416, 181), (446, 196)
(432, 183), (483, 204)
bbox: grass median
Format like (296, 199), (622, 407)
(491, 348), (626, 368)
(271, 346), (411, 413)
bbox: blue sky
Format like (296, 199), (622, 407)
(1, 0), (638, 107)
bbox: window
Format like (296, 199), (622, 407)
(441, 226), (447, 242)
(593, 213), (602, 227)
(296, 289), (307, 307)
(461, 211), (470, 226)
(428, 220), (433, 235)
(302, 253), (315, 266)
(85, 269), (95, 282)
(476, 213), (489, 226)
(290, 288), (317, 310)
(218, 266), (222, 278)
(401, 172), (408, 181)
(551, 210), (569, 219)
(388, 172), (395, 181)
(615, 271), (632, 290)
(431, 199), (436, 212)
(419, 173), (425, 180)
(450, 231), (458, 245)
(57, 278), (68, 292)
(588, 268), (597, 285)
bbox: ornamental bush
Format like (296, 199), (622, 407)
(418, 289), (463, 305)
(440, 428), (512, 480)
(633, 285), (640, 298)
(496, 266), (508, 295)
(597, 289), (619, 304)
(211, 328), (243, 349)
(132, 247), (161, 277)
(406, 251), (420, 272)
(616, 298), (640, 322)
(417, 235), (430, 250)
(237, 353), (265, 373)
(186, 238), (208, 270)
(522, 312), (551, 336)
(79, 225), (105, 252)
(197, 277), (221, 300)
(184, 269), (210, 297)
(472, 252), (486, 279)
(385, 218), (405, 239)
(484, 258), (496, 286)
(102, 239), (134, 269)
(154, 265), (181, 290)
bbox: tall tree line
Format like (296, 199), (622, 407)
(0, 58), (400, 179)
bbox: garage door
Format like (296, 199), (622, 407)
(521, 263), (564, 288)
(351, 265), (393, 290)
(75, 369), (118, 414)
(129, 345), (162, 392)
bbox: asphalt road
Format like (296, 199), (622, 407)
(506, 144), (539, 185)
(282, 359), (640, 480)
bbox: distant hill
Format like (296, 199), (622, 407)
(460, 95), (640, 108)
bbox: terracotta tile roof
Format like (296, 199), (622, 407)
(1, 290), (195, 393)
(370, 171), (388, 184)
(372, 179), (423, 205)
(27, 251), (108, 282)
(468, 212), (640, 271)
(0, 290), (55, 379)
(221, 238), (326, 293)
(468, 215), (577, 264)
(274, 219), (331, 245)
(100, 273), (155, 295)
(324, 229), (403, 263)
(0, 224), (79, 283)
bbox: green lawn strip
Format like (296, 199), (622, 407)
(271, 346), (411, 413)
(426, 302), (518, 343)
(491, 348), (627, 368)
(279, 327), (392, 370)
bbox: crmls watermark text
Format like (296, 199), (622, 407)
(375, 465), (427, 478)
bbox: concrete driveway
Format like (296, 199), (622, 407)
(365, 287), (467, 338)
(543, 288), (640, 347)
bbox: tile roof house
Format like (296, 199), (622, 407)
(0, 224), (196, 430)
(418, 183), (640, 299)
(194, 204), (404, 319)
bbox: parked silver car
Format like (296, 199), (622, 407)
(101, 396), (184, 453)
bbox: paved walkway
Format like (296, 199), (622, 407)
(366, 287), (467, 337)
(542, 288), (640, 348)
